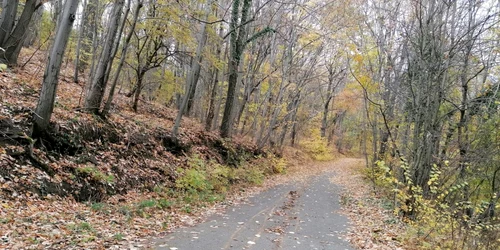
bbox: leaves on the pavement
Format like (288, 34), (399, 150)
(329, 159), (406, 250)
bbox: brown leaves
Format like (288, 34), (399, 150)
(1, 48), (353, 249)
(329, 159), (406, 250)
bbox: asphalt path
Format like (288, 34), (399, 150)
(152, 168), (353, 250)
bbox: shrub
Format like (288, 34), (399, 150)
(366, 160), (499, 249)
(299, 128), (334, 161)
(245, 168), (264, 185)
(207, 163), (231, 192)
(176, 168), (211, 193)
(271, 157), (287, 174)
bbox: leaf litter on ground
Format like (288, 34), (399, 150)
(329, 158), (407, 250)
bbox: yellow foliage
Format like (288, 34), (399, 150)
(299, 128), (334, 161)
(155, 69), (182, 104)
(298, 32), (322, 48)
(271, 157), (287, 174)
(366, 161), (499, 249)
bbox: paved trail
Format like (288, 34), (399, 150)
(152, 161), (353, 250)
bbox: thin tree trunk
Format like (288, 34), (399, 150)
(101, 0), (130, 103)
(258, 79), (285, 148)
(32, 0), (79, 137)
(212, 76), (223, 130)
(185, 8), (210, 116)
(173, 0), (213, 134)
(256, 86), (272, 144)
(82, 0), (101, 106)
(102, 0), (143, 116)
(73, 0), (87, 83)
(205, 69), (219, 131)
(84, 0), (124, 114)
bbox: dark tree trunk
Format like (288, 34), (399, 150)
(132, 70), (146, 112)
(205, 69), (219, 131)
(220, 0), (252, 138)
(0, 0), (19, 45)
(0, 0), (42, 65)
(23, 5), (43, 47)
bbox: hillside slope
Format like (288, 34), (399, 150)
(0, 50), (290, 248)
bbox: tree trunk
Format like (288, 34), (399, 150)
(205, 69), (219, 131)
(23, 5), (43, 47)
(0, 0), (42, 65)
(205, 22), (224, 132)
(0, 0), (19, 45)
(84, 0), (124, 114)
(79, 0), (98, 73)
(73, 0), (87, 83)
(79, 0), (100, 107)
(32, 0), (79, 137)
(51, 0), (63, 28)
(102, 1), (143, 116)
(172, 0), (213, 135)
(212, 73), (224, 130)
(256, 86), (272, 144)
(321, 94), (333, 138)
(220, 0), (252, 138)
(259, 78), (286, 148)
(132, 70), (146, 112)
(185, 4), (211, 116)
(278, 93), (300, 148)
(101, 0), (130, 103)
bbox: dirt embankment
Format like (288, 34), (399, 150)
(1, 109), (264, 202)
(0, 53), (267, 203)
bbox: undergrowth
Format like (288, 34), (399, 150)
(174, 154), (286, 206)
(364, 160), (499, 249)
(299, 128), (334, 161)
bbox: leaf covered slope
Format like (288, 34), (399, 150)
(0, 49), (274, 249)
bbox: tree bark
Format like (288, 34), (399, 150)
(0, 0), (42, 65)
(132, 70), (146, 112)
(102, 0), (143, 116)
(84, 0), (124, 114)
(321, 82), (334, 137)
(220, 0), (252, 138)
(32, 0), (79, 137)
(173, 1), (212, 135)
(185, 3), (211, 116)
(73, 0), (87, 83)
(23, 5), (43, 47)
(0, 0), (19, 45)
(205, 69), (219, 131)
